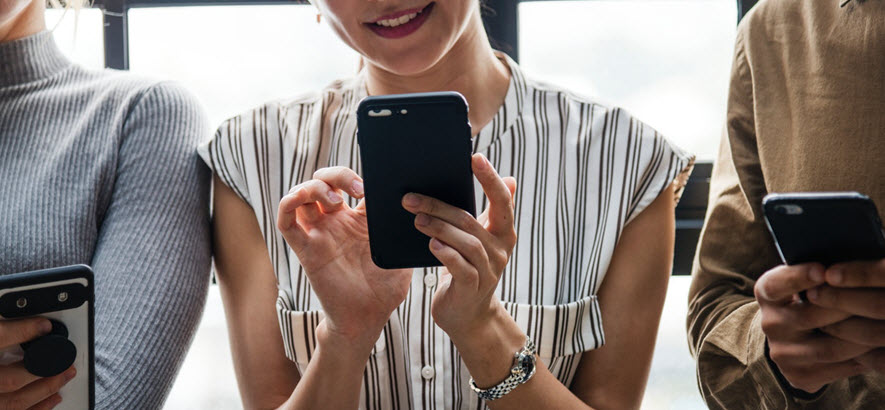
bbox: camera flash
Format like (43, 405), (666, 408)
(58, 292), (68, 302)
(400, 109), (408, 115)
(16, 297), (27, 308)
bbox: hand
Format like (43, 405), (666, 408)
(755, 263), (869, 393)
(401, 154), (517, 339)
(808, 258), (885, 373)
(277, 167), (411, 348)
(0, 317), (75, 410)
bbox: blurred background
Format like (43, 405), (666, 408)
(45, 1), (738, 408)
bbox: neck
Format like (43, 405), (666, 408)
(0, 1), (46, 43)
(365, 11), (511, 136)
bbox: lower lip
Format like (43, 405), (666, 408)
(366, 3), (434, 39)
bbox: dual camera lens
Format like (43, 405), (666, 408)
(15, 292), (69, 309)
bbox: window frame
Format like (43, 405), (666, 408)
(87, 0), (757, 275)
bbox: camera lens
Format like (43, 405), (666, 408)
(57, 292), (68, 302)
(16, 297), (27, 308)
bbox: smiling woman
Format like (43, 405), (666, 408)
(202, 0), (693, 410)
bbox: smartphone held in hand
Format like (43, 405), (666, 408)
(763, 192), (885, 266)
(0, 264), (94, 409)
(357, 92), (477, 269)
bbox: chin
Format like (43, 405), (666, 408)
(370, 43), (450, 77)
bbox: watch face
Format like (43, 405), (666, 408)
(519, 354), (535, 379)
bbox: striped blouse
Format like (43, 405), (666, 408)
(199, 54), (694, 410)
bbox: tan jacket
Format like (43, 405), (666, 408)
(688, 0), (885, 408)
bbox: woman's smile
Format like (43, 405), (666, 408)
(364, 2), (434, 39)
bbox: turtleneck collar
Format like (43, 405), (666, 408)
(0, 31), (71, 88)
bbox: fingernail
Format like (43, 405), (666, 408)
(39, 319), (52, 334)
(827, 269), (843, 285)
(809, 266), (824, 283)
(64, 367), (76, 382)
(416, 214), (430, 227)
(807, 287), (819, 300)
(403, 193), (420, 207)
(328, 191), (343, 204)
(430, 238), (445, 250)
(352, 181), (364, 196)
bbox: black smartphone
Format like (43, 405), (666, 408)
(0, 265), (94, 409)
(763, 192), (885, 266)
(357, 92), (476, 269)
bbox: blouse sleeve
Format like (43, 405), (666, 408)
(198, 117), (252, 205)
(619, 109), (696, 225)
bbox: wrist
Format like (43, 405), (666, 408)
(449, 304), (527, 388)
(316, 319), (379, 359)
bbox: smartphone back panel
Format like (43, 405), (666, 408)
(0, 265), (94, 409)
(763, 192), (885, 266)
(357, 92), (476, 269)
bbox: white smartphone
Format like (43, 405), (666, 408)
(0, 265), (94, 409)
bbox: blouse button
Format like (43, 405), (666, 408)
(424, 273), (437, 288)
(421, 365), (435, 380)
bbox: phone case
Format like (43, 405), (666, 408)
(0, 265), (94, 410)
(763, 192), (885, 266)
(357, 92), (477, 269)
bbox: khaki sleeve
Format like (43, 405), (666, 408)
(685, 25), (796, 410)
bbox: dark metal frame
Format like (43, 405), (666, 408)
(86, 0), (758, 274)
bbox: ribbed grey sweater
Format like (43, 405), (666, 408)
(0, 32), (211, 409)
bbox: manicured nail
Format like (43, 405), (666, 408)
(809, 266), (824, 283)
(39, 319), (52, 334)
(430, 238), (445, 250)
(352, 181), (364, 196)
(807, 287), (819, 300)
(403, 193), (420, 207)
(64, 367), (76, 382)
(328, 191), (343, 204)
(827, 269), (843, 285)
(416, 214), (430, 227)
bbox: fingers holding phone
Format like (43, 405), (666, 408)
(403, 154), (518, 337)
(276, 166), (412, 348)
(0, 317), (75, 410)
(807, 259), (885, 372)
(754, 263), (873, 393)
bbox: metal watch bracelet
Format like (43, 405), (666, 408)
(469, 337), (537, 401)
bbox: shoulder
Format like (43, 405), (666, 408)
(736, 0), (821, 52)
(67, 66), (202, 116)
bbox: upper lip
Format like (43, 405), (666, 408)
(366, 4), (429, 24)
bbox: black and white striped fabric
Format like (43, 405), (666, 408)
(199, 53), (694, 410)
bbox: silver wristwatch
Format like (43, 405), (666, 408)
(469, 337), (537, 401)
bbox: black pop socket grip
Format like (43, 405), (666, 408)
(20, 319), (77, 377)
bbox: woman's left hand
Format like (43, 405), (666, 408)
(401, 153), (517, 339)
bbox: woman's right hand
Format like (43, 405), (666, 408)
(276, 166), (412, 350)
(0, 317), (75, 410)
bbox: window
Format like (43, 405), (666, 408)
(44, 8), (104, 70)
(519, 0), (737, 160)
(127, 6), (359, 126)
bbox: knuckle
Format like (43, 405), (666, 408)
(0, 375), (20, 394)
(760, 313), (781, 336)
(455, 211), (474, 231)
(767, 344), (787, 364)
(467, 237), (485, 256)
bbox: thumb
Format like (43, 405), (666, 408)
(0, 317), (53, 348)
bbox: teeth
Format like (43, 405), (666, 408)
(376, 11), (420, 27)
